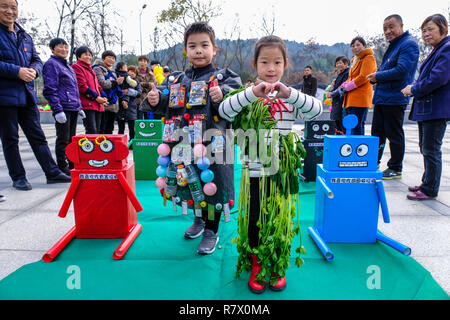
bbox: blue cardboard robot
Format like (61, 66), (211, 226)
(308, 115), (411, 261)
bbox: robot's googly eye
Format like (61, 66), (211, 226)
(356, 144), (369, 157)
(149, 123), (155, 128)
(99, 140), (114, 153)
(80, 141), (95, 153)
(322, 124), (330, 132)
(312, 124), (320, 132)
(139, 122), (146, 129)
(340, 144), (353, 157)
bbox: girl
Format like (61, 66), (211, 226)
(341, 37), (377, 135)
(219, 35), (322, 293)
(115, 62), (141, 141)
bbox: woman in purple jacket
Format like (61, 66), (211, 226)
(402, 14), (450, 200)
(43, 38), (85, 175)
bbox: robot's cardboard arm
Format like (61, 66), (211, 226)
(317, 176), (334, 199)
(116, 172), (144, 212)
(58, 178), (81, 218)
(375, 180), (390, 223)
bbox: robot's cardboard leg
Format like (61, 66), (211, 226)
(376, 231), (411, 256)
(308, 227), (334, 261)
(43, 226), (77, 263)
(113, 223), (143, 260)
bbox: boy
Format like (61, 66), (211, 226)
(140, 21), (242, 255)
(327, 56), (350, 134)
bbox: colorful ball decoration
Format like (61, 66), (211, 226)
(157, 156), (171, 167)
(157, 143), (171, 157)
(196, 157), (210, 170)
(156, 165), (167, 178)
(203, 182), (217, 196)
(193, 143), (207, 158)
(200, 169), (214, 183)
(156, 177), (166, 189)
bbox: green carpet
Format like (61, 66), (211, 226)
(0, 164), (448, 300)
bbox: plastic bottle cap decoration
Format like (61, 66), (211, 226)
(200, 169), (214, 183)
(196, 157), (210, 170)
(187, 200), (194, 206)
(161, 117), (165, 123)
(157, 143), (171, 157)
(156, 165), (167, 178)
(200, 201), (207, 208)
(193, 144), (207, 158)
(156, 177), (167, 189)
(163, 89), (170, 96)
(203, 182), (217, 196)
(217, 73), (223, 81)
(184, 113), (191, 120)
(186, 103), (192, 110)
(229, 200), (235, 207)
(213, 115), (219, 123)
(169, 76), (175, 82)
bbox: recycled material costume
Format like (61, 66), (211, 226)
(219, 84), (323, 288)
(140, 64), (242, 231)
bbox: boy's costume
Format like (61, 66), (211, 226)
(140, 64), (242, 252)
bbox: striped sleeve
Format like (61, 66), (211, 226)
(219, 87), (258, 121)
(286, 88), (323, 120)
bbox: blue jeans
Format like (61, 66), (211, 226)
(343, 107), (368, 135)
(418, 119), (448, 197)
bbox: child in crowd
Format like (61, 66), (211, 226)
(219, 35), (323, 293)
(140, 22), (242, 255)
(327, 56), (350, 134)
(115, 62), (141, 141)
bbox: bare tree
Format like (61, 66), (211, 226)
(156, 0), (222, 70)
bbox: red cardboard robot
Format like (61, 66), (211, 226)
(43, 135), (143, 262)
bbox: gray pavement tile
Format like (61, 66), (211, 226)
(0, 210), (75, 251)
(0, 187), (62, 212)
(383, 192), (441, 217)
(0, 250), (44, 281)
(378, 215), (450, 258)
(0, 210), (23, 225)
(437, 191), (450, 205)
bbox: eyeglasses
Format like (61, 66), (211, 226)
(0, 4), (18, 11)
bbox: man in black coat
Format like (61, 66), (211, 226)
(0, 0), (70, 190)
(301, 66), (318, 97)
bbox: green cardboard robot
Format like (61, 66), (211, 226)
(132, 120), (163, 180)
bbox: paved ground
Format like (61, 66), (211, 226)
(0, 122), (449, 296)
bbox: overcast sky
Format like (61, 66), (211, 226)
(17, 0), (450, 58)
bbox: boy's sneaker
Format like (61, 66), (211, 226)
(382, 168), (402, 180)
(197, 229), (219, 255)
(184, 217), (205, 239)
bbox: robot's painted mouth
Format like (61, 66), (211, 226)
(88, 160), (109, 167)
(314, 134), (324, 139)
(139, 132), (156, 137)
(339, 161), (368, 168)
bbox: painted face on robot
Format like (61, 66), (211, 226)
(135, 120), (162, 139)
(311, 123), (332, 140)
(66, 135), (129, 170)
(338, 141), (370, 168)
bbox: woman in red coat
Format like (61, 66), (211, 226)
(71, 46), (108, 134)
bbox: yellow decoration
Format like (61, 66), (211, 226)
(78, 137), (89, 147)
